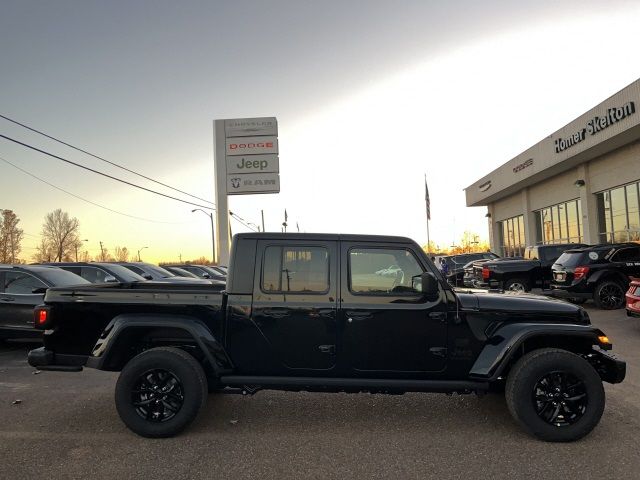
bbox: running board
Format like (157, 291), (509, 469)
(219, 376), (489, 392)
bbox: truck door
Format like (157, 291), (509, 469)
(340, 243), (448, 373)
(251, 240), (338, 371)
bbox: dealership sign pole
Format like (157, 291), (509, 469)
(214, 117), (279, 265)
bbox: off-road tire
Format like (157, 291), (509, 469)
(504, 277), (530, 292)
(505, 348), (605, 442)
(115, 347), (208, 438)
(593, 280), (626, 310)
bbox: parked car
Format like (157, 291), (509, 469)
(116, 262), (215, 285)
(163, 264), (226, 282)
(41, 262), (147, 283)
(549, 243), (640, 309)
(463, 256), (521, 287)
(474, 243), (586, 292)
(375, 264), (402, 277)
(626, 278), (640, 317)
(439, 252), (499, 286)
(163, 266), (201, 279)
(29, 232), (625, 442)
(0, 264), (89, 339)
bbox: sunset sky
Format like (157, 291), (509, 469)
(2, 1), (640, 263)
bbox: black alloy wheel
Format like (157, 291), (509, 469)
(505, 348), (605, 442)
(533, 371), (587, 427)
(132, 369), (184, 423)
(594, 281), (625, 310)
(115, 347), (208, 437)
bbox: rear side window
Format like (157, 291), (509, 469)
(612, 247), (640, 262)
(3, 272), (46, 294)
(80, 267), (111, 283)
(261, 246), (329, 293)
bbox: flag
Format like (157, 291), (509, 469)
(424, 174), (431, 221)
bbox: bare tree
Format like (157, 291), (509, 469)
(33, 238), (54, 263)
(78, 250), (92, 262)
(114, 246), (130, 262)
(0, 210), (25, 263)
(41, 209), (81, 262)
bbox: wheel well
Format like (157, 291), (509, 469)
(498, 335), (594, 380)
(102, 327), (216, 379)
(593, 273), (628, 288)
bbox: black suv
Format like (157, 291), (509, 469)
(550, 243), (640, 309)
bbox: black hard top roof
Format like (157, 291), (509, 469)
(234, 232), (416, 244)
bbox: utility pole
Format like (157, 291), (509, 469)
(99, 241), (104, 261)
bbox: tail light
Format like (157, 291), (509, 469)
(34, 305), (52, 330)
(573, 266), (590, 280)
(482, 266), (490, 280)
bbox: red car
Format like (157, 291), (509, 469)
(626, 278), (640, 317)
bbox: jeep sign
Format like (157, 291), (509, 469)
(226, 154), (279, 174)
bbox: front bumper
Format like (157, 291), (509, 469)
(28, 347), (86, 372)
(590, 347), (626, 384)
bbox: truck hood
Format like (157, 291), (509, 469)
(455, 288), (589, 323)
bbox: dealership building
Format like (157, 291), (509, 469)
(466, 79), (640, 256)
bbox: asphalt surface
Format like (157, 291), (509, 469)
(1, 305), (638, 480)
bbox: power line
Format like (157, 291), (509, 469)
(0, 155), (193, 224)
(229, 211), (259, 232)
(0, 134), (215, 211)
(0, 113), (216, 207)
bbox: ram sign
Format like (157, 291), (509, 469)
(227, 172), (280, 195)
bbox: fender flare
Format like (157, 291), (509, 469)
(86, 314), (233, 375)
(469, 322), (603, 381)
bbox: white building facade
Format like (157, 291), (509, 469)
(466, 79), (640, 256)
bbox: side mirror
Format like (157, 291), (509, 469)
(104, 275), (118, 283)
(202, 273), (211, 279)
(420, 272), (440, 300)
(143, 274), (153, 280)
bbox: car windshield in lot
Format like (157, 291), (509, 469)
(142, 264), (177, 278)
(32, 266), (91, 286)
(98, 264), (147, 282)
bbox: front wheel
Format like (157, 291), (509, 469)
(115, 347), (208, 438)
(505, 348), (605, 442)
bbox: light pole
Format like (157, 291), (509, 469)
(137, 246), (148, 262)
(75, 239), (88, 262)
(192, 209), (216, 264)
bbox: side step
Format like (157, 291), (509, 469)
(220, 375), (488, 393)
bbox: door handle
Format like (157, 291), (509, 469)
(428, 312), (447, 322)
(318, 344), (336, 355)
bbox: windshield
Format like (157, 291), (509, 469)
(96, 264), (147, 282)
(31, 267), (91, 286)
(141, 264), (176, 278)
(167, 267), (199, 278)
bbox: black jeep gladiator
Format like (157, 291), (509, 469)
(472, 243), (586, 292)
(28, 233), (625, 441)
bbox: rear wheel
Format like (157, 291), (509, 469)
(504, 277), (530, 292)
(505, 348), (604, 442)
(593, 281), (625, 309)
(115, 347), (208, 438)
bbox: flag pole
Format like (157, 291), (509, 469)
(425, 174), (431, 254)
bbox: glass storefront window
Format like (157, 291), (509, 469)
(597, 180), (640, 243)
(535, 199), (582, 244)
(499, 214), (525, 257)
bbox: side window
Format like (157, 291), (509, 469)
(349, 248), (423, 295)
(612, 247), (640, 262)
(261, 245), (329, 293)
(127, 265), (145, 275)
(80, 267), (110, 283)
(4, 272), (46, 294)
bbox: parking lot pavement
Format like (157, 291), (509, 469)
(1, 306), (638, 480)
